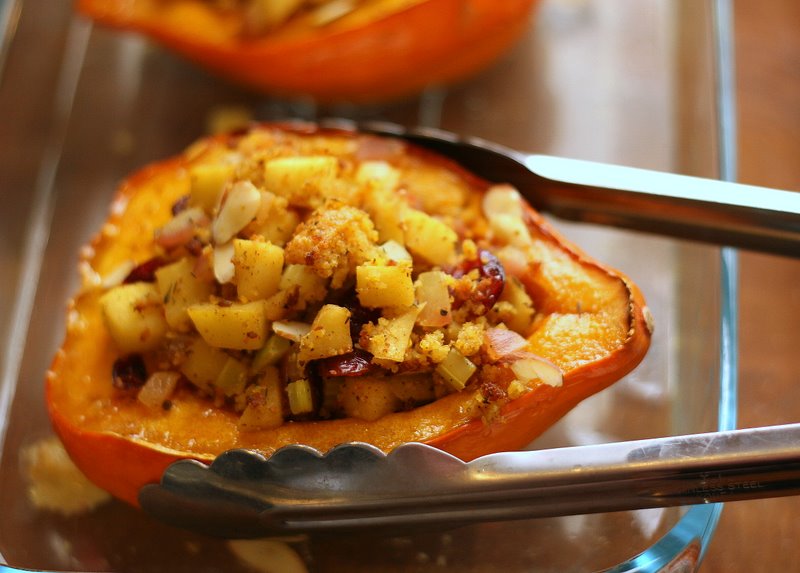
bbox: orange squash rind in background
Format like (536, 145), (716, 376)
(75, 0), (539, 103)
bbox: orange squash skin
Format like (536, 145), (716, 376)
(46, 123), (652, 506)
(75, 0), (538, 103)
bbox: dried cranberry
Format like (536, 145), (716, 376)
(123, 257), (167, 284)
(317, 349), (377, 377)
(329, 290), (380, 340)
(451, 250), (506, 314)
(112, 355), (147, 390)
(348, 304), (381, 340)
(170, 194), (191, 216)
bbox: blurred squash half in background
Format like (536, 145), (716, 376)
(76, 0), (539, 103)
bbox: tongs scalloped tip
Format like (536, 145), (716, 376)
(139, 424), (800, 538)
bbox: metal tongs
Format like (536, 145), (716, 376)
(140, 425), (800, 538)
(352, 120), (800, 257)
(139, 122), (800, 538)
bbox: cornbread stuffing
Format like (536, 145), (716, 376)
(95, 126), (561, 431)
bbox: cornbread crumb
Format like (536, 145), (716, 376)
(418, 331), (450, 363)
(454, 321), (485, 357)
(23, 436), (110, 516)
(284, 201), (379, 288)
(227, 539), (308, 573)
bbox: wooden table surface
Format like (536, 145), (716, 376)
(701, 1), (800, 571)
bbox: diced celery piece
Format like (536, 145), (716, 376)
(215, 357), (249, 397)
(251, 334), (293, 374)
(435, 348), (477, 391)
(286, 379), (314, 415)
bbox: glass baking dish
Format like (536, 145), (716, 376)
(0, 0), (737, 571)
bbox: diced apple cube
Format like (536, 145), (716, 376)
(263, 155), (338, 207)
(233, 239), (284, 301)
(137, 371), (180, 410)
(356, 160), (400, 191)
(245, 191), (300, 246)
(180, 337), (230, 394)
(338, 376), (400, 422)
(403, 209), (457, 265)
(187, 301), (267, 350)
(356, 264), (414, 308)
(363, 185), (406, 243)
(362, 306), (420, 362)
(239, 366), (284, 431)
(279, 264), (328, 306)
(388, 373), (435, 405)
(100, 283), (168, 354)
(298, 304), (353, 363)
(260, 264), (328, 320)
(189, 163), (234, 213)
(415, 270), (452, 327)
(155, 257), (215, 332)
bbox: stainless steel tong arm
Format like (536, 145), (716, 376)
(139, 423), (800, 537)
(341, 120), (800, 257)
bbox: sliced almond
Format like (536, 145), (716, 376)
(212, 181), (262, 244)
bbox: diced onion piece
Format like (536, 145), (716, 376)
(415, 270), (452, 327)
(287, 379), (314, 415)
(192, 251), (215, 283)
(310, 0), (356, 26)
(483, 327), (528, 362)
(495, 245), (529, 279)
(435, 348), (477, 391)
(482, 184), (523, 219)
(227, 539), (308, 573)
(137, 371), (180, 409)
(100, 261), (136, 288)
(272, 321), (312, 342)
(483, 185), (531, 246)
(510, 353), (563, 388)
(380, 240), (412, 263)
(213, 241), (236, 284)
(212, 181), (262, 244)
(403, 209), (457, 265)
(156, 207), (208, 250)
